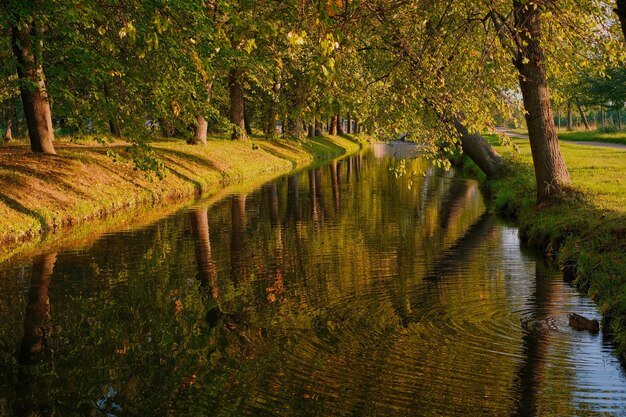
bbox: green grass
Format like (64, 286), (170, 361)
(557, 130), (626, 146)
(500, 127), (626, 146)
(482, 136), (626, 360)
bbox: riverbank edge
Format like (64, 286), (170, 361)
(461, 154), (626, 360)
(0, 134), (365, 262)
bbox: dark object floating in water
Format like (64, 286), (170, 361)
(568, 313), (600, 333)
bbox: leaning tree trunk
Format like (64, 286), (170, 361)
(11, 20), (56, 154)
(615, 0), (626, 41)
(229, 68), (246, 140)
(575, 102), (590, 130)
(513, 0), (570, 202)
(452, 117), (505, 178)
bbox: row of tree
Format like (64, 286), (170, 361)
(1, 0), (625, 202)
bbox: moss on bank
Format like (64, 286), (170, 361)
(477, 136), (626, 359)
(0, 134), (364, 261)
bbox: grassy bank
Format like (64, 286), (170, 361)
(477, 135), (626, 358)
(557, 130), (626, 146)
(0, 134), (364, 261)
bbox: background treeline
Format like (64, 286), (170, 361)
(1, 0), (625, 202)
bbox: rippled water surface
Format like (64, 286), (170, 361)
(1, 144), (626, 416)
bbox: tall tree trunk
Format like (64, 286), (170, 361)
(346, 113), (352, 134)
(615, 0), (626, 41)
(315, 119), (323, 136)
(11, 20), (56, 154)
(229, 68), (246, 140)
(329, 114), (338, 135)
(556, 108), (561, 131)
(2, 114), (12, 142)
(293, 116), (303, 137)
(337, 114), (344, 134)
(452, 116), (504, 178)
(103, 81), (122, 138)
(575, 102), (590, 130)
(308, 120), (315, 138)
(513, 0), (570, 202)
(618, 109), (623, 129)
(265, 72), (281, 137)
(244, 100), (253, 136)
(567, 101), (573, 130)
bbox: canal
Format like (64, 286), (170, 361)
(1, 143), (625, 416)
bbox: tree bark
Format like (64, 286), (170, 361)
(11, 20), (56, 154)
(615, 0), (626, 41)
(229, 68), (246, 140)
(346, 113), (352, 134)
(513, 0), (571, 201)
(329, 114), (338, 135)
(575, 102), (590, 130)
(618, 109), (622, 129)
(308, 120), (315, 138)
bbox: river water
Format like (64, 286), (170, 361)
(1, 143), (625, 416)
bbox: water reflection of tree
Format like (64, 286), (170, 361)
(14, 253), (56, 417)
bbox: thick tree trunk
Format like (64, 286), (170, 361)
(229, 68), (246, 140)
(567, 101), (573, 130)
(576, 102), (590, 130)
(346, 113), (352, 134)
(103, 81), (122, 138)
(308, 121), (315, 138)
(615, 0), (626, 41)
(513, 0), (571, 202)
(11, 22), (56, 154)
(329, 114), (338, 135)
(452, 117), (504, 178)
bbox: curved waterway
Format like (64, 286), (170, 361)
(1, 143), (625, 416)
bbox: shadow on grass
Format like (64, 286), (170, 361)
(0, 193), (48, 234)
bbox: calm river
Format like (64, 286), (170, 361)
(1, 143), (625, 416)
